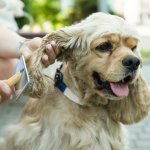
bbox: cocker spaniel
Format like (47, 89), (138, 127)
(1, 12), (150, 150)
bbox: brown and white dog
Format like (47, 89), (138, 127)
(0, 12), (150, 150)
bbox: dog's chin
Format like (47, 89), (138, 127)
(92, 71), (137, 100)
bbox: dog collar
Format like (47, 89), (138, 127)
(49, 65), (83, 105)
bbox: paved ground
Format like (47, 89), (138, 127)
(0, 61), (150, 150)
(127, 61), (150, 150)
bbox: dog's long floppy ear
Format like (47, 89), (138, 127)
(26, 25), (85, 98)
(107, 75), (150, 124)
(44, 26), (87, 62)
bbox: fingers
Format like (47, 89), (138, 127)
(50, 41), (59, 56)
(46, 44), (56, 62)
(0, 81), (12, 103)
(21, 38), (58, 67)
(41, 55), (50, 68)
(42, 41), (58, 67)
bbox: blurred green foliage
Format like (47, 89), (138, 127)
(16, 0), (61, 29)
(141, 50), (150, 58)
(16, 0), (98, 30)
(63, 0), (98, 25)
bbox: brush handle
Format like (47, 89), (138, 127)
(5, 72), (23, 87)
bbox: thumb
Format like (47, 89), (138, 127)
(0, 80), (12, 103)
(28, 37), (42, 51)
(20, 37), (42, 59)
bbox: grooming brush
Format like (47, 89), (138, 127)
(11, 56), (32, 100)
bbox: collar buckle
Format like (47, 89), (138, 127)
(54, 68), (67, 92)
(53, 65), (82, 105)
(55, 68), (63, 85)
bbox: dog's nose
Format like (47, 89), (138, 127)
(122, 56), (140, 71)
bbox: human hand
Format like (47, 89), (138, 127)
(0, 37), (58, 102)
(20, 37), (58, 67)
(0, 80), (12, 103)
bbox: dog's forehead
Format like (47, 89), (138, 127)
(82, 13), (139, 41)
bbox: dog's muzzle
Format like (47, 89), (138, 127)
(92, 70), (137, 98)
(122, 56), (140, 72)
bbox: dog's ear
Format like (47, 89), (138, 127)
(25, 25), (86, 98)
(107, 75), (150, 124)
(44, 26), (87, 62)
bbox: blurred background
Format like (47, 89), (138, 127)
(0, 0), (150, 150)
(1, 0), (150, 54)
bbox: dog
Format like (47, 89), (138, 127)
(0, 12), (150, 150)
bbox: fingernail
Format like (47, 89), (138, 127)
(42, 54), (48, 61)
(50, 41), (56, 45)
(1, 84), (11, 95)
(46, 44), (52, 50)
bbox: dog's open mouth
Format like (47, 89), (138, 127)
(92, 71), (134, 97)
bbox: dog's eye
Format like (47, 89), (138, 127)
(131, 45), (137, 51)
(96, 42), (113, 52)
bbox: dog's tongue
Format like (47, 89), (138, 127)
(110, 82), (129, 97)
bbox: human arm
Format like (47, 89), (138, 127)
(0, 23), (57, 62)
(0, 24), (58, 103)
(0, 24), (25, 58)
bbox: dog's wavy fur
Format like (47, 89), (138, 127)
(1, 12), (150, 150)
